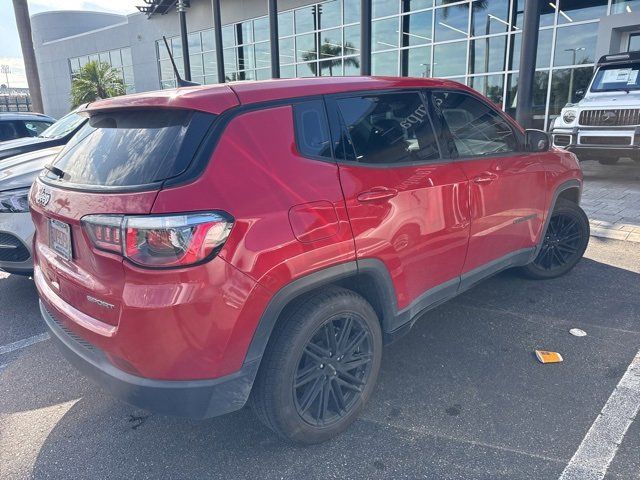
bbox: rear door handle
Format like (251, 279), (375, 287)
(473, 173), (498, 185)
(357, 188), (398, 203)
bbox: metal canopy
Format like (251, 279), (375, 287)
(136, 0), (188, 17)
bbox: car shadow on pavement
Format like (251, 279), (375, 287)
(7, 256), (639, 480)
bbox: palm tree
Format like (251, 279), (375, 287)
(12, 0), (43, 112)
(302, 40), (360, 76)
(70, 61), (126, 107)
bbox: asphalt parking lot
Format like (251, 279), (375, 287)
(1, 237), (638, 480)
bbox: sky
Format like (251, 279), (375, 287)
(0, 0), (139, 88)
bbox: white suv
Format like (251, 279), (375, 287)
(551, 52), (640, 165)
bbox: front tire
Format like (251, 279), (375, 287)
(520, 198), (589, 280)
(251, 287), (382, 444)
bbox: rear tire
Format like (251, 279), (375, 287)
(520, 198), (589, 280)
(598, 158), (619, 165)
(251, 287), (382, 445)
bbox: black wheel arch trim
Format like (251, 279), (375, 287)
(530, 178), (583, 261)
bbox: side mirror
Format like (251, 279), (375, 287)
(525, 129), (551, 152)
(574, 89), (585, 101)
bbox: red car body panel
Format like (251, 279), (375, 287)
(30, 77), (583, 413)
(337, 161), (470, 309)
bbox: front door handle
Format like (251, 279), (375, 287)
(473, 173), (498, 185)
(357, 188), (398, 203)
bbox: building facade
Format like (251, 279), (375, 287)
(32, 0), (640, 128)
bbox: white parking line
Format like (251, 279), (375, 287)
(0, 333), (50, 356)
(559, 350), (640, 480)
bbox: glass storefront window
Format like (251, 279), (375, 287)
(470, 35), (507, 74)
(203, 51), (217, 76)
(345, 56), (361, 74)
(406, 46), (431, 77)
(344, 24), (360, 55)
(510, 28), (554, 70)
(433, 41), (467, 77)
(401, 10), (432, 47)
(222, 25), (235, 49)
(470, 74), (505, 107)
(373, 0), (399, 18)
(505, 71), (549, 130)
(554, 24), (597, 66)
(254, 16), (269, 43)
(319, 0), (342, 29)
(280, 37), (295, 64)
(611, 0), (640, 14)
(190, 53), (204, 76)
(472, 0), (511, 36)
(297, 33), (317, 62)
(435, 4), (469, 42)
(202, 30), (214, 52)
(372, 50), (398, 75)
(344, 1), (360, 24)
(549, 66), (595, 120)
(557, 0), (607, 24)
(320, 28), (343, 57)
(188, 32), (202, 53)
(279, 10), (294, 37)
(320, 58), (343, 75)
(295, 6), (316, 33)
(514, 0), (555, 29)
(373, 17), (399, 52)
(255, 42), (271, 69)
(408, 0), (433, 11)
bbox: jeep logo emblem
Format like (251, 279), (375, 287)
(600, 111), (617, 124)
(35, 186), (51, 207)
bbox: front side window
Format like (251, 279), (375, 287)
(431, 91), (518, 157)
(335, 92), (440, 164)
(23, 121), (53, 137)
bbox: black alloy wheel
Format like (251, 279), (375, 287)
(534, 213), (583, 271)
(293, 315), (374, 427)
(520, 198), (589, 280)
(251, 287), (382, 444)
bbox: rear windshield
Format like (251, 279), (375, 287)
(44, 109), (214, 187)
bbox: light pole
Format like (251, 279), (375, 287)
(0, 65), (9, 88)
(565, 47), (585, 104)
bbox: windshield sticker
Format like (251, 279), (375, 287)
(603, 68), (632, 83)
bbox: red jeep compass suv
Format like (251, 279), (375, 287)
(30, 77), (588, 444)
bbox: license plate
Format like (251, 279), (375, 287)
(49, 219), (72, 260)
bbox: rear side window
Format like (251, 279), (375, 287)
(335, 92), (440, 164)
(45, 109), (214, 187)
(431, 91), (518, 157)
(294, 100), (332, 159)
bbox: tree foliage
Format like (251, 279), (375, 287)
(70, 61), (126, 107)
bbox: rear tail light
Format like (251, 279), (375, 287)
(81, 212), (233, 268)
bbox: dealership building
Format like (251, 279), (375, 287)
(31, 0), (640, 127)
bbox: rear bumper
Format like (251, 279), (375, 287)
(40, 300), (259, 419)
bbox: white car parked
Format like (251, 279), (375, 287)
(551, 52), (640, 165)
(0, 146), (63, 275)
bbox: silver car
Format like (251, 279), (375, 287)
(0, 146), (63, 275)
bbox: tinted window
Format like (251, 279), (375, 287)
(431, 91), (518, 157)
(46, 110), (214, 187)
(335, 92), (439, 164)
(294, 100), (332, 158)
(0, 121), (24, 141)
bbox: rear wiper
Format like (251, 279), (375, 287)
(44, 164), (67, 180)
